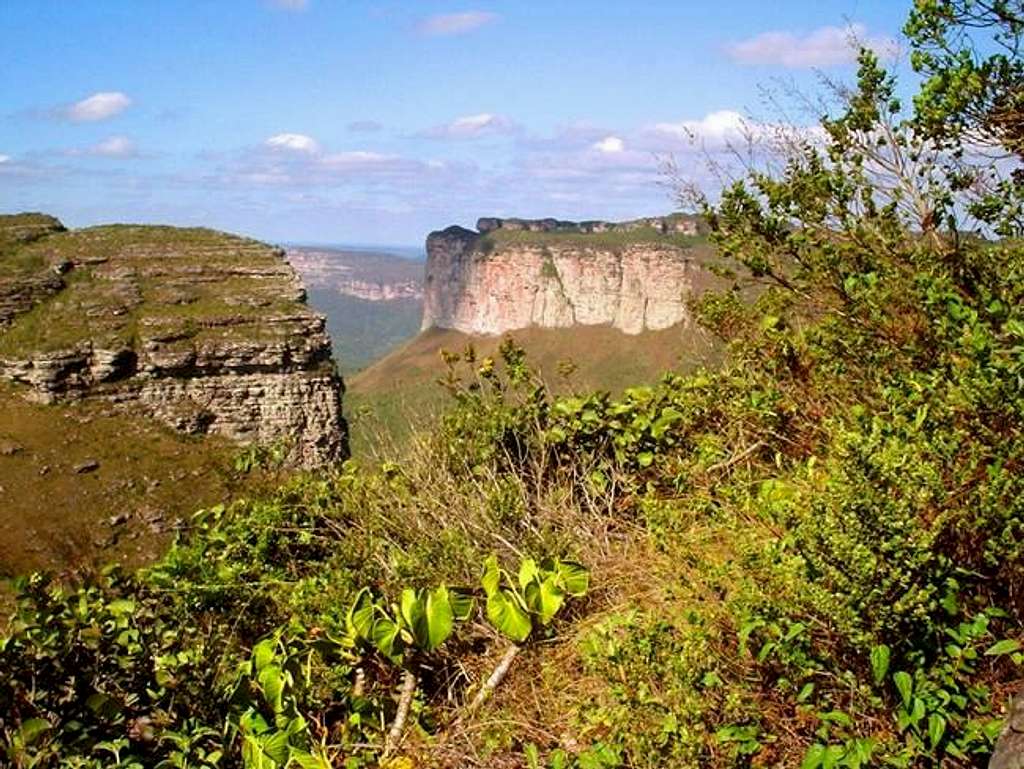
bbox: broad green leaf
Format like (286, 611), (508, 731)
(260, 730), (290, 765)
(486, 589), (532, 642)
(801, 743), (825, 769)
(481, 555), (500, 597)
(253, 638), (277, 673)
(928, 713), (946, 747)
(420, 585), (455, 651)
(371, 618), (403, 661)
(347, 588), (375, 641)
(15, 718), (51, 747)
(518, 558), (540, 590)
(400, 587), (423, 632)
(534, 576), (566, 625)
(555, 559), (590, 597)
(258, 665), (285, 713)
(822, 745), (845, 769)
(984, 639), (1022, 656)
(893, 671), (913, 706)
(870, 644), (890, 684)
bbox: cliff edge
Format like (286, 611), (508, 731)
(422, 214), (722, 336)
(0, 213), (347, 466)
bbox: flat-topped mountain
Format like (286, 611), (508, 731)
(0, 214), (347, 466)
(423, 214), (724, 336)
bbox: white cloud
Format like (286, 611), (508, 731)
(88, 136), (139, 157)
(66, 91), (132, 122)
(0, 155), (9, 164)
(266, 133), (321, 154)
(269, 0), (308, 9)
(423, 113), (518, 140)
(64, 135), (140, 158)
(321, 151), (398, 167)
(726, 23), (896, 69)
(648, 110), (754, 147)
(642, 109), (827, 157)
(592, 136), (625, 154)
(417, 11), (499, 37)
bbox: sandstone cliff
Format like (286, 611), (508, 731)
(422, 215), (721, 336)
(0, 214), (347, 466)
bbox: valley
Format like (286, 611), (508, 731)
(286, 245), (424, 374)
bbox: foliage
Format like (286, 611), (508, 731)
(481, 555), (589, 642)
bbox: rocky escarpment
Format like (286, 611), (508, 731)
(0, 214), (347, 466)
(423, 215), (721, 336)
(287, 247), (424, 302)
(0, 213), (68, 326)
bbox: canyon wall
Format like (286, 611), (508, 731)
(422, 215), (719, 336)
(0, 214), (347, 466)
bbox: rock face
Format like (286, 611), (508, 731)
(422, 215), (720, 336)
(286, 247), (424, 302)
(990, 689), (1024, 769)
(0, 214), (347, 466)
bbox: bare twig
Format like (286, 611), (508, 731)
(706, 441), (766, 475)
(383, 669), (417, 757)
(465, 644), (521, 716)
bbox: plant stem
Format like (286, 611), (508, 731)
(352, 667), (366, 698)
(466, 644), (520, 715)
(384, 669), (417, 757)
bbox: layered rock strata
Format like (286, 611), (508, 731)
(0, 214), (347, 466)
(423, 215), (719, 336)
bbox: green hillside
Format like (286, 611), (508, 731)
(346, 323), (722, 456)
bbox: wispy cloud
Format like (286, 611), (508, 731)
(726, 23), (896, 68)
(266, 133), (321, 154)
(66, 135), (140, 158)
(64, 91), (132, 122)
(422, 113), (518, 140)
(592, 136), (626, 154)
(0, 155), (9, 164)
(416, 11), (499, 37)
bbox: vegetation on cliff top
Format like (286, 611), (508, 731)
(3, 2), (1024, 767)
(472, 227), (710, 257)
(0, 223), (310, 355)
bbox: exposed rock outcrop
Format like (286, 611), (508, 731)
(422, 215), (720, 336)
(991, 689), (1024, 769)
(0, 214), (347, 466)
(287, 247), (424, 302)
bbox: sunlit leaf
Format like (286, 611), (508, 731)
(486, 589), (532, 642)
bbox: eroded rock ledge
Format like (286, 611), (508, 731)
(423, 214), (722, 336)
(0, 214), (347, 466)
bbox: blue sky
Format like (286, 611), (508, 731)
(1, 1), (912, 245)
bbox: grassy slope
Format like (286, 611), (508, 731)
(0, 383), (250, 579)
(345, 323), (722, 455)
